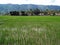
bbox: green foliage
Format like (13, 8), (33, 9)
(0, 16), (60, 45)
(33, 8), (40, 15)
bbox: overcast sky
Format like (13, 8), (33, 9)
(0, 0), (60, 6)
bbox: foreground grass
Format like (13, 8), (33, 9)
(0, 16), (60, 45)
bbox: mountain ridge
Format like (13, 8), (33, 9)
(0, 4), (60, 14)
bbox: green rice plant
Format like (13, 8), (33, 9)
(0, 16), (60, 45)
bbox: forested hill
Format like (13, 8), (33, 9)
(0, 4), (60, 14)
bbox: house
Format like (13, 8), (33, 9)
(55, 12), (60, 16)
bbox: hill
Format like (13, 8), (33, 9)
(0, 4), (60, 14)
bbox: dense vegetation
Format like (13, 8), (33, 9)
(9, 8), (60, 16)
(0, 16), (60, 45)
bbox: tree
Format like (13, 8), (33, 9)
(21, 11), (27, 16)
(10, 11), (19, 16)
(52, 12), (56, 16)
(27, 9), (33, 16)
(44, 9), (49, 15)
(33, 8), (40, 15)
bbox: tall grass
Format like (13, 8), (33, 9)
(0, 16), (60, 45)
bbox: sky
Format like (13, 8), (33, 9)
(0, 0), (60, 6)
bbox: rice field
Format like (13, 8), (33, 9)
(0, 16), (60, 45)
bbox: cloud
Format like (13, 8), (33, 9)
(51, 0), (60, 5)
(0, 0), (60, 6)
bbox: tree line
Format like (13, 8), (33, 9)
(5, 8), (60, 16)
